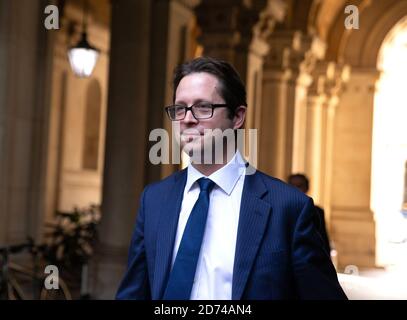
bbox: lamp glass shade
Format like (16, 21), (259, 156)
(68, 33), (99, 78)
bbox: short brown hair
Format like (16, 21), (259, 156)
(172, 56), (247, 118)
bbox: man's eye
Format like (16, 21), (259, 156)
(175, 106), (185, 112)
(195, 103), (211, 109)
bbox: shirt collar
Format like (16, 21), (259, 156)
(185, 151), (247, 195)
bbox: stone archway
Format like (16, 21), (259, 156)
(321, 0), (407, 268)
(372, 15), (407, 268)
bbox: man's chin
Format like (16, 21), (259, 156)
(181, 134), (201, 145)
(182, 143), (201, 156)
(181, 142), (204, 162)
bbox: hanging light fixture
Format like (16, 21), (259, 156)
(67, 0), (99, 78)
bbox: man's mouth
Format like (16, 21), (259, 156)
(181, 131), (203, 137)
(181, 132), (203, 143)
(181, 133), (202, 142)
(182, 133), (202, 137)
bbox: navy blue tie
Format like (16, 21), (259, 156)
(163, 178), (215, 300)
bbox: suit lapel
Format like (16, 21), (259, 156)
(152, 169), (187, 299)
(232, 170), (272, 299)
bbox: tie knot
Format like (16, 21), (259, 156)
(197, 178), (215, 192)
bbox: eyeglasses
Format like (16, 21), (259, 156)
(165, 102), (228, 121)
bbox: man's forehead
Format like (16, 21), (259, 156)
(178, 72), (220, 86)
(175, 72), (223, 100)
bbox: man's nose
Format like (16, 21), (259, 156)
(182, 108), (198, 124)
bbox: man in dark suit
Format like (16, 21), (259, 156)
(288, 173), (332, 256)
(116, 57), (347, 300)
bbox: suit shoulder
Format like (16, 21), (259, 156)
(143, 169), (186, 195)
(251, 171), (315, 229)
(254, 170), (311, 206)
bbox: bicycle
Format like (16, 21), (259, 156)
(0, 204), (100, 300)
(43, 204), (101, 299)
(0, 239), (72, 300)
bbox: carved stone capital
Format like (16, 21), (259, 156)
(252, 0), (286, 42)
(195, 0), (286, 56)
(288, 33), (325, 76)
(265, 31), (326, 77)
(264, 31), (298, 70)
(326, 63), (351, 101)
(308, 61), (351, 107)
(196, 0), (257, 43)
(308, 61), (334, 97)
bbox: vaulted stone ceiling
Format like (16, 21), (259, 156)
(59, 0), (111, 27)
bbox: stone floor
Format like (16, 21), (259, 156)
(338, 264), (407, 300)
(338, 211), (407, 300)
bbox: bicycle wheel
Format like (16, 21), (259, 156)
(6, 276), (27, 300)
(40, 277), (72, 300)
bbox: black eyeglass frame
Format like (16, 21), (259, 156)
(165, 103), (229, 121)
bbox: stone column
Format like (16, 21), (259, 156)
(328, 67), (379, 268)
(290, 34), (325, 174)
(147, 0), (199, 180)
(322, 95), (338, 226)
(260, 39), (293, 178)
(0, 0), (53, 243)
(91, 0), (198, 299)
(195, 0), (285, 88)
(245, 0), (285, 132)
(305, 63), (331, 205)
(195, 0), (286, 168)
(91, 0), (153, 299)
(259, 31), (324, 180)
(195, 0), (254, 81)
(320, 64), (350, 222)
(305, 61), (349, 206)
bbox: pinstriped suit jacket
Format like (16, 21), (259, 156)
(116, 169), (347, 300)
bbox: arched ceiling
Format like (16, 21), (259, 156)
(287, 0), (407, 67)
(59, 0), (407, 69)
(60, 0), (111, 27)
(313, 0), (348, 40)
(274, 0), (347, 36)
(323, 0), (407, 67)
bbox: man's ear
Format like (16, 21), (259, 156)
(233, 106), (247, 130)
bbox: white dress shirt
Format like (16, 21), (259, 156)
(171, 151), (247, 300)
